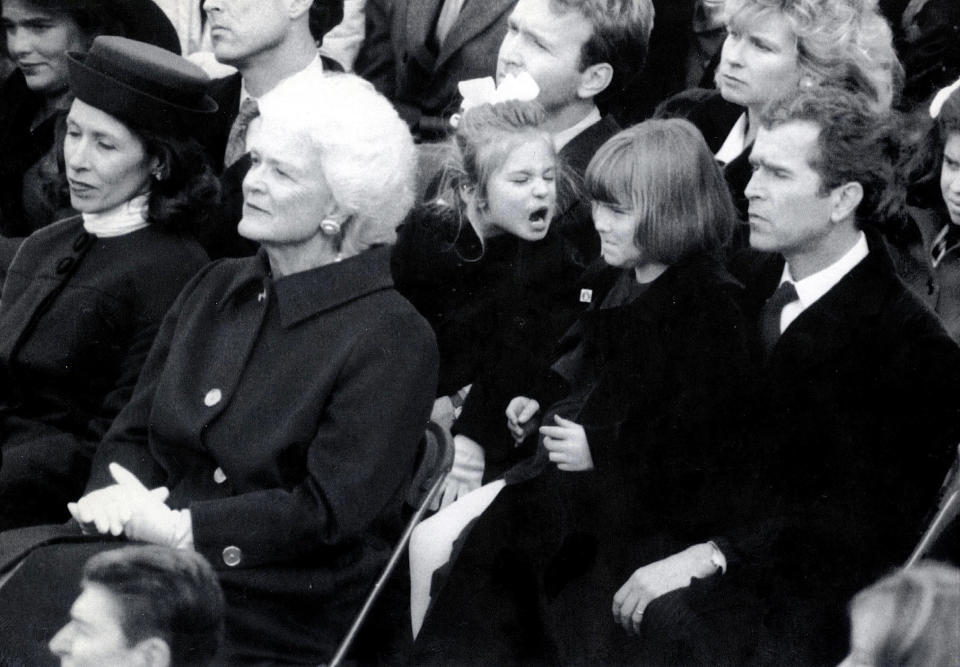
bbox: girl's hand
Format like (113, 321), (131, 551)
(539, 415), (594, 471)
(505, 396), (540, 443)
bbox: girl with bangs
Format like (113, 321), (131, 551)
(411, 119), (760, 665)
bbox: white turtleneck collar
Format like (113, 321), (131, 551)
(82, 193), (151, 238)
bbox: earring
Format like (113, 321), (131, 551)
(151, 165), (165, 181)
(320, 218), (341, 235)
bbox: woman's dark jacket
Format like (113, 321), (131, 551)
(84, 245), (439, 663)
(413, 254), (758, 665)
(0, 216), (208, 529)
(392, 204), (590, 474)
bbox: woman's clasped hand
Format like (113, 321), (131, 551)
(67, 462), (191, 549)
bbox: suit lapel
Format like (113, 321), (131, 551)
(769, 244), (890, 378)
(436, 0), (516, 70)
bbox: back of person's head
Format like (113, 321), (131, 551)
(256, 70), (416, 246)
(585, 118), (737, 264)
(760, 85), (898, 223)
(551, 0), (655, 109)
(82, 546), (224, 666)
(723, 0), (901, 111)
(441, 100), (552, 210)
(841, 563), (960, 667)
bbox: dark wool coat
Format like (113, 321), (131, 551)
(80, 245), (438, 663)
(355, 0), (517, 140)
(392, 204), (589, 400)
(658, 88), (750, 220)
(0, 71), (72, 237)
(413, 255), (759, 665)
(0, 217), (208, 530)
(450, 115), (621, 478)
(730, 234), (960, 665)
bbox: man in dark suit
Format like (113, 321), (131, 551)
(197, 0), (343, 258)
(355, 0), (518, 142)
(725, 86), (960, 664)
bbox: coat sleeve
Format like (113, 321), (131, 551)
(188, 311), (439, 570)
(85, 262), (222, 492)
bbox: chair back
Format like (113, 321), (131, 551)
(905, 443), (960, 568)
(326, 421), (455, 667)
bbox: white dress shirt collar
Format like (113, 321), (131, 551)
(553, 106), (601, 151)
(778, 231), (869, 332)
(239, 52), (324, 106)
(715, 112), (748, 166)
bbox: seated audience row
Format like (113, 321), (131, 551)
(0, 0), (957, 663)
(0, 47), (437, 665)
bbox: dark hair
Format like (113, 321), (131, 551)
(1, 0), (126, 40)
(82, 546), (224, 666)
(585, 119), (736, 264)
(126, 123), (220, 232)
(548, 0), (655, 109)
(309, 0), (344, 45)
(759, 85), (900, 223)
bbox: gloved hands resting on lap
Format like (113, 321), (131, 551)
(67, 462), (193, 549)
(432, 434), (486, 510)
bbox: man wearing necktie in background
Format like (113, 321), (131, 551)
(729, 85), (960, 664)
(197, 0), (344, 258)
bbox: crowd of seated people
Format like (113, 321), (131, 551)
(0, 0), (958, 665)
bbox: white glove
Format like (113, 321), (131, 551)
(68, 463), (193, 549)
(68, 466), (168, 537)
(110, 463), (194, 549)
(433, 435), (485, 510)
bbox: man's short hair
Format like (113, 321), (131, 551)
(309, 0), (344, 44)
(82, 546), (224, 666)
(759, 85), (898, 222)
(551, 0), (655, 108)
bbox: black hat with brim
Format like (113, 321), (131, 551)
(67, 36), (217, 136)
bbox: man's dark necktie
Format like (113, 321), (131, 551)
(760, 281), (798, 356)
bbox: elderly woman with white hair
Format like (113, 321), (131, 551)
(0, 71), (438, 664)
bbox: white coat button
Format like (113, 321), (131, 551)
(204, 388), (222, 407)
(213, 467), (227, 484)
(222, 546), (242, 567)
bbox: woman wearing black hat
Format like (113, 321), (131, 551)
(0, 35), (215, 531)
(0, 0), (181, 236)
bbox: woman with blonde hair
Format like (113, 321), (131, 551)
(660, 0), (900, 218)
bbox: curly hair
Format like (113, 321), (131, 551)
(585, 119), (737, 264)
(724, 0), (901, 111)
(760, 85), (901, 223)
(131, 125), (220, 233)
(257, 71), (417, 247)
